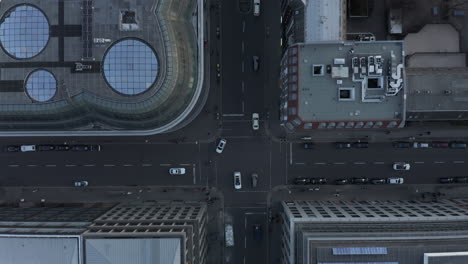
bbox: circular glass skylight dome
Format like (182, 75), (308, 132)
(25, 70), (57, 102)
(103, 39), (159, 95)
(0, 5), (50, 59)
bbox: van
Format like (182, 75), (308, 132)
(253, 0), (260, 16)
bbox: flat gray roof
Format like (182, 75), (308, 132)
(296, 41), (404, 122)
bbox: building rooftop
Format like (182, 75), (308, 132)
(304, 0), (345, 42)
(0, 0), (202, 135)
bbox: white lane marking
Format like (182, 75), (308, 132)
(295, 162), (305, 165)
(242, 81), (245, 93)
(245, 236), (247, 249)
(453, 161), (465, 164)
(334, 162), (345, 165)
(241, 41), (244, 53)
(84, 164), (95, 167)
(245, 212), (267, 215)
(27, 165), (37, 167)
(289, 143), (292, 165)
(123, 164), (133, 167)
(104, 164), (115, 167)
(315, 162), (326, 165)
(374, 162), (385, 164)
(242, 101), (245, 113)
(354, 162), (366, 165)
(242, 61), (244, 73)
(45, 164), (57, 167)
(414, 161), (425, 164)
(242, 20), (245, 32)
(160, 164), (171, 166)
(142, 164), (153, 167)
(65, 164), (77, 167)
(434, 161), (445, 164)
(180, 164), (191, 166)
(8, 164), (19, 167)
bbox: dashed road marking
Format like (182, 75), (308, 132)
(160, 164), (171, 166)
(104, 164), (115, 167)
(65, 164), (76, 167)
(453, 161), (465, 164)
(373, 162), (385, 164)
(434, 161), (445, 164)
(123, 164), (133, 167)
(180, 164), (191, 166)
(314, 162), (326, 165)
(414, 161), (425, 164)
(354, 162), (366, 165)
(295, 162), (305, 165)
(45, 164), (57, 167)
(142, 164), (153, 167)
(84, 164), (96, 167)
(334, 162), (345, 165)
(27, 165), (37, 167)
(8, 164), (19, 167)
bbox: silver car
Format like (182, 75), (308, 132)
(74, 181), (89, 187)
(387, 177), (404, 184)
(169, 168), (186, 175)
(234, 171), (242, 189)
(216, 139), (227, 154)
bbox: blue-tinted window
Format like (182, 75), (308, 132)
(26, 70), (57, 102)
(103, 39), (159, 95)
(0, 5), (49, 59)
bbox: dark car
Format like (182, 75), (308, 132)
(37, 145), (56, 151)
(351, 177), (369, 184)
(90, 145), (101, 151)
(449, 142), (467, 149)
(253, 224), (262, 241)
(335, 142), (352, 149)
(454, 177), (468, 183)
(335, 179), (349, 185)
(310, 178), (327, 184)
(431, 142), (449, 148)
(392, 141), (411, 148)
(56, 145), (70, 151)
(370, 178), (386, 184)
(352, 142), (369, 148)
(439, 177), (454, 184)
(293, 178), (310, 185)
(71, 145), (90, 151)
(303, 143), (315, 150)
(4, 145), (20, 152)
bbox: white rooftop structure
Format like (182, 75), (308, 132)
(304, 0), (345, 42)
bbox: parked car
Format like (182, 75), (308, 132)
(335, 178), (349, 185)
(449, 141), (467, 149)
(351, 178), (369, 184)
(352, 142), (369, 148)
(169, 168), (186, 175)
(225, 224), (234, 247)
(370, 178), (386, 184)
(251, 173), (258, 187)
(454, 177), (468, 183)
(335, 142), (351, 149)
(392, 141), (411, 148)
(303, 143), (315, 149)
(253, 224), (262, 241)
(253, 0), (260, 16)
(4, 145), (19, 152)
(387, 177), (404, 184)
(439, 177), (454, 184)
(20, 145), (36, 152)
(252, 113), (259, 130)
(393, 162), (410, 171)
(431, 142), (449, 148)
(413, 142), (430, 148)
(253, 56), (259, 72)
(216, 139), (227, 153)
(234, 171), (242, 189)
(74, 181), (88, 187)
(310, 178), (327, 184)
(37, 145), (56, 151)
(89, 145), (101, 151)
(71, 145), (89, 151)
(56, 145), (70, 151)
(293, 178), (310, 185)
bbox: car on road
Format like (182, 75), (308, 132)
(20, 145), (36, 152)
(4, 145), (19, 152)
(74, 181), (88, 187)
(251, 173), (258, 187)
(56, 145), (70, 151)
(352, 142), (369, 148)
(370, 178), (386, 184)
(169, 168), (186, 175)
(216, 139), (227, 153)
(431, 142), (449, 148)
(392, 141), (411, 148)
(303, 143), (315, 149)
(393, 162), (410, 171)
(89, 145), (101, 151)
(310, 178), (327, 184)
(335, 142), (351, 149)
(449, 141), (467, 149)
(71, 145), (90, 151)
(253, 56), (259, 72)
(234, 171), (242, 189)
(253, 0), (260, 16)
(413, 142), (430, 148)
(455, 177), (468, 183)
(293, 178), (310, 185)
(439, 177), (454, 184)
(253, 224), (262, 241)
(225, 224), (234, 247)
(387, 177), (404, 184)
(37, 145), (56, 151)
(351, 177), (369, 184)
(252, 113), (259, 130)
(335, 179), (349, 185)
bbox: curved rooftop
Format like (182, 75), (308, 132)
(0, 0), (203, 135)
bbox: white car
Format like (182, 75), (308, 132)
(233, 171), (242, 190)
(252, 113), (259, 130)
(413, 142), (429, 148)
(216, 139), (227, 154)
(253, 0), (260, 16)
(20, 145), (36, 152)
(74, 181), (89, 187)
(387, 177), (404, 184)
(393, 162), (410, 171)
(169, 168), (186, 175)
